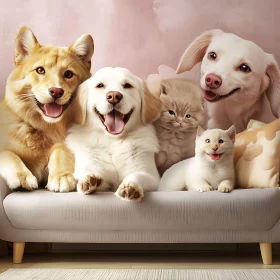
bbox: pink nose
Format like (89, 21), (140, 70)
(49, 87), (64, 100)
(205, 73), (222, 89)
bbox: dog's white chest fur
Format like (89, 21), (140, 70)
(66, 124), (159, 190)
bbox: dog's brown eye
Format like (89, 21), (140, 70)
(96, 83), (104, 88)
(239, 64), (251, 73)
(186, 114), (191, 118)
(36, 67), (45, 75)
(123, 83), (132, 89)
(64, 70), (73, 79)
(205, 139), (210, 143)
(168, 110), (175, 115)
(208, 52), (217, 60)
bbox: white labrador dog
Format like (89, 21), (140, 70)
(176, 29), (280, 132)
(65, 67), (162, 201)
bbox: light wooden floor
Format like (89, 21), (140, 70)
(1, 252), (280, 274)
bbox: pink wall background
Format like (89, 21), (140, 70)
(0, 0), (279, 97)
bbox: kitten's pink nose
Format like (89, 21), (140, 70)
(212, 146), (218, 151)
(205, 73), (222, 89)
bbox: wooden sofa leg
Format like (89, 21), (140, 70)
(13, 242), (25, 264)
(259, 242), (272, 265)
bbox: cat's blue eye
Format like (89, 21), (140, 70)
(205, 139), (210, 143)
(168, 110), (175, 115)
(186, 114), (191, 118)
(219, 139), (224, 144)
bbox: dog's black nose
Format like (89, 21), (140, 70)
(49, 87), (64, 100)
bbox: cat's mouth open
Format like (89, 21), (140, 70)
(95, 108), (133, 135)
(208, 153), (223, 160)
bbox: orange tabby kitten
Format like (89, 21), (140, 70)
(154, 78), (205, 176)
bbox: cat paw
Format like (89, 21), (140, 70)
(197, 184), (213, 193)
(46, 172), (76, 193)
(7, 172), (38, 192)
(218, 184), (233, 193)
(77, 174), (103, 195)
(115, 182), (144, 202)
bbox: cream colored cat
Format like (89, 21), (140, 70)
(159, 126), (236, 192)
(154, 78), (205, 176)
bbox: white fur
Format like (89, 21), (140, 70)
(159, 126), (235, 193)
(176, 30), (280, 133)
(66, 67), (160, 201)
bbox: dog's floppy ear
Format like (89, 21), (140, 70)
(14, 26), (40, 65)
(71, 80), (89, 125)
(176, 29), (224, 74)
(141, 82), (162, 124)
(265, 54), (280, 118)
(69, 34), (94, 70)
(146, 80), (162, 98)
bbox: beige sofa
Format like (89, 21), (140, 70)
(0, 177), (279, 265)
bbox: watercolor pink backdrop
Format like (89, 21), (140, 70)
(0, 0), (279, 97)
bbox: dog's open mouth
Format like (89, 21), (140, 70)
(208, 153), (223, 160)
(35, 98), (72, 118)
(95, 108), (133, 135)
(204, 88), (240, 102)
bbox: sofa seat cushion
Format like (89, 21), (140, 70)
(3, 188), (280, 232)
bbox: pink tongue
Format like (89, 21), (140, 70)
(210, 154), (220, 160)
(104, 110), (124, 135)
(44, 103), (63, 118)
(204, 90), (217, 101)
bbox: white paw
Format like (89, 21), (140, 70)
(115, 182), (144, 202)
(7, 172), (38, 191)
(218, 184), (233, 193)
(197, 184), (213, 193)
(46, 172), (76, 193)
(77, 174), (103, 195)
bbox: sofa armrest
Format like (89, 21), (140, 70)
(0, 176), (10, 202)
(0, 176), (13, 240)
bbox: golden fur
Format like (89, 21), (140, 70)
(152, 78), (205, 176)
(141, 83), (162, 124)
(0, 26), (94, 191)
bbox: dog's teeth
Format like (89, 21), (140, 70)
(122, 114), (125, 119)
(103, 115), (106, 120)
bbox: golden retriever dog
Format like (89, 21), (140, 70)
(50, 67), (162, 201)
(0, 26), (94, 192)
(176, 29), (280, 133)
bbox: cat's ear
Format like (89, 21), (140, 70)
(196, 126), (205, 138)
(161, 80), (171, 95)
(226, 125), (236, 142)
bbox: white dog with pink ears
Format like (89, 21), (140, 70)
(176, 29), (280, 133)
(65, 67), (162, 201)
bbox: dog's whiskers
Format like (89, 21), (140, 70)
(18, 94), (34, 102)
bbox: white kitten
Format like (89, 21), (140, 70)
(158, 126), (236, 193)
